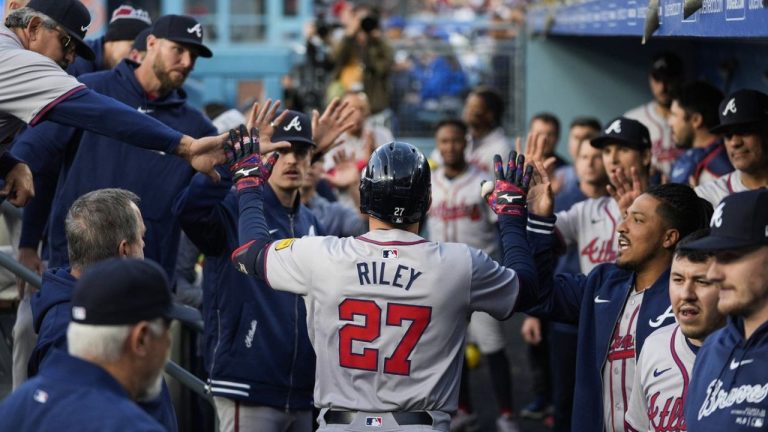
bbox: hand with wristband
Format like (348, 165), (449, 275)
(225, 125), (279, 192)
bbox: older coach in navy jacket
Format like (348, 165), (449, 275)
(522, 125), (713, 431)
(12, 14), (217, 278)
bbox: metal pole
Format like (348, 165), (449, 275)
(0, 250), (41, 289)
(164, 360), (219, 432)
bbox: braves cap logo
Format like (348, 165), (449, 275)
(283, 116), (303, 132)
(187, 23), (202, 38)
(711, 202), (725, 228)
(722, 98), (737, 116)
(605, 119), (622, 134)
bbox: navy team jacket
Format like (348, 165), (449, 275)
(27, 267), (178, 432)
(173, 171), (321, 410)
(684, 317), (768, 430)
(11, 59), (216, 277)
(0, 350), (165, 432)
(525, 223), (676, 431)
(67, 37), (104, 76)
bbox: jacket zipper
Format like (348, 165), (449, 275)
(208, 309), (223, 394)
(285, 212), (297, 411)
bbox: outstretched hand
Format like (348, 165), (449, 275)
(527, 160), (554, 217)
(607, 166), (644, 216)
(226, 125), (279, 192)
(481, 151), (534, 217)
(312, 97), (356, 155)
(245, 99), (292, 154)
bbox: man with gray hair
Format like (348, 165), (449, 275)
(0, 258), (199, 431)
(22, 188), (179, 431)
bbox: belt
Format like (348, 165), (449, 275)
(324, 410), (433, 426)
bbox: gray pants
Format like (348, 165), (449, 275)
(317, 409), (450, 432)
(214, 397), (312, 432)
(12, 292), (36, 389)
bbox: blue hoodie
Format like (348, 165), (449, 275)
(28, 266), (179, 432)
(174, 171), (321, 409)
(11, 59), (217, 277)
(67, 37), (105, 77)
(684, 317), (768, 431)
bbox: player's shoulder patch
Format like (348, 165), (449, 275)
(274, 238), (296, 251)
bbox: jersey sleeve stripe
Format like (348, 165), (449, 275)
(30, 85), (87, 125)
(355, 236), (430, 246)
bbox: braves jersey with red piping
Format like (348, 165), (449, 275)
(556, 196), (621, 273)
(625, 325), (695, 432)
(427, 164), (498, 257)
(695, 170), (748, 207)
(684, 317), (768, 431)
(261, 229), (521, 413)
(625, 101), (682, 177)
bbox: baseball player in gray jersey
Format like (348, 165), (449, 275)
(228, 117), (547, 431)
(625, 230), (725, 431)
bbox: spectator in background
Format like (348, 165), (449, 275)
(418, 52), (468, 111)
(0, 258), (198, 432)
(67, 4), (151, 76)
(625, 52), (685, 178)
(667, 81), (732, 186)
(695, 89), (768, 206)
(328, 3), (393, 126)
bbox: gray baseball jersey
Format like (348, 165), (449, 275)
(262, 229), (520, 413)
(625, 325), (694, 432)
(427, 164), (497, 257)
(0, 25), (84, 143)
(695, 170), (746, 207)
(555, 196), (621, 273)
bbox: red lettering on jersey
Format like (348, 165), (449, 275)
(580, 237), (617, 264)
(338, 299), (432, 376)
(431, 202), (482, 222)
(647, 392), (686, 431)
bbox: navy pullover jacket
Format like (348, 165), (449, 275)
(174, 171), (321, 409)
(0, 350), (165, 432)
(12, 59), (216, 276)
(685, 317), (768, 431)
(27, 266), (178, 432)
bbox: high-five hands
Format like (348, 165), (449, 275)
(481, 151), (533, 217)
(226, 125), (279, 192)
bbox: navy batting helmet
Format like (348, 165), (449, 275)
(360, 142), (431, 225)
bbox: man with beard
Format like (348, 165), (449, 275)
(667, 81), (732, 186)
(695, 89), (768, 207)
(625, 52), (684, 177)
(682, 189), (768, 430)
(11, 14), (216, 284)
(523, 177), (712, 431)
(0, 257), (198, 431)
(624, 229), (726, 431)
(23, 189), (181, 431)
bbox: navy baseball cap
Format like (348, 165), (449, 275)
(27, 0), (95, 61)
(132, 27), (151, 51)
(650, 52), (684, 82)
(104, 5), (151, 42)
(151, 15), (212, 58)
(71, 258), (201, 326)
(710, 89), (768, 135)
(271, 110), (315, 148)
(685, 189), (768, 251)
(590, 117), (651, 151)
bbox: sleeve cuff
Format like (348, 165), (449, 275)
(0, 152), (22, 178)
(527, 214), (556, 235)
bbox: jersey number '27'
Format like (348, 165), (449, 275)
(338, 298), (432, 376)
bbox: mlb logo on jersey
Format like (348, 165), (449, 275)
(365, 417), (383, 427)
(382, 249), (398, 259)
